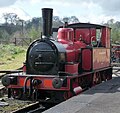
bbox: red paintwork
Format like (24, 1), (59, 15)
(65, 63), (79, 74)
(75, 28), (96, 44)
(58, 28), (76, 62)
(58, 28), (87, 62)
(57, 26), (111, 72)
(9, 75), (70, 91)
(101, 27), (110, 48)
(81, 48), (110, 71)
(22, 65), (26, 72)
(82, 49), (92, 71)
(57, 28), (74, 41)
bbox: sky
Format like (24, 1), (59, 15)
(0, 0), (120, 24)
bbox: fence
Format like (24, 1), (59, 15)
(0, 38), (32, 46)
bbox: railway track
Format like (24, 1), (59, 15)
(12, 101), (44, 113)
(0, 93), (56, 113)
(10, 101), (55, 113)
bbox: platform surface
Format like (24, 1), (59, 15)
(43, 77), (120, 113)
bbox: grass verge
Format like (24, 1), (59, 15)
(0, 44), (27, 71)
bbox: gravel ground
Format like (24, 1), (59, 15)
(0, 96), (33, 113)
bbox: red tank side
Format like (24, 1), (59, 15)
(57, 28), (76, 62)
(57, 28), (87, 63)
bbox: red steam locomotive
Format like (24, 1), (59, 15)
(2, 8), (112, 103)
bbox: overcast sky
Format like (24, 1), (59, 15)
(0, 0), (120, 24)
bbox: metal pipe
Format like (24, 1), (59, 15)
(23, 76), (32, 95)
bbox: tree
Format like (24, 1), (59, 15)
(62, 17), (70, 23)
(70, 16), (79, 23)
(0, 28), (10, 40)
(107, 19), (114, 25)
(32, 17), (40, 30)
(53, 16), (63, 27)
(115, 21), (120, 28)
(27, 26), (41, 40)
(62, 16), (79, 24)
(3, 13), (18, 25)
(105, 19), (120, 44)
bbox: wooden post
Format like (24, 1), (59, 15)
(15, 38), (17, 46)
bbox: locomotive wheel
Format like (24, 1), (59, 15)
(93, 72), (102, 85)
(63, 91), (73, 100)
(11, 89), (22, 99)
(101, 71), (107, 81)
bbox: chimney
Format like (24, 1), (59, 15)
(42, 8), (53, 38)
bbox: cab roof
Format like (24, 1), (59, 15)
(66, 23), (110, 29)
(53, 22), (110, 32)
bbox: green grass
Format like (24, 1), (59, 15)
(0, 44), (27, 71)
